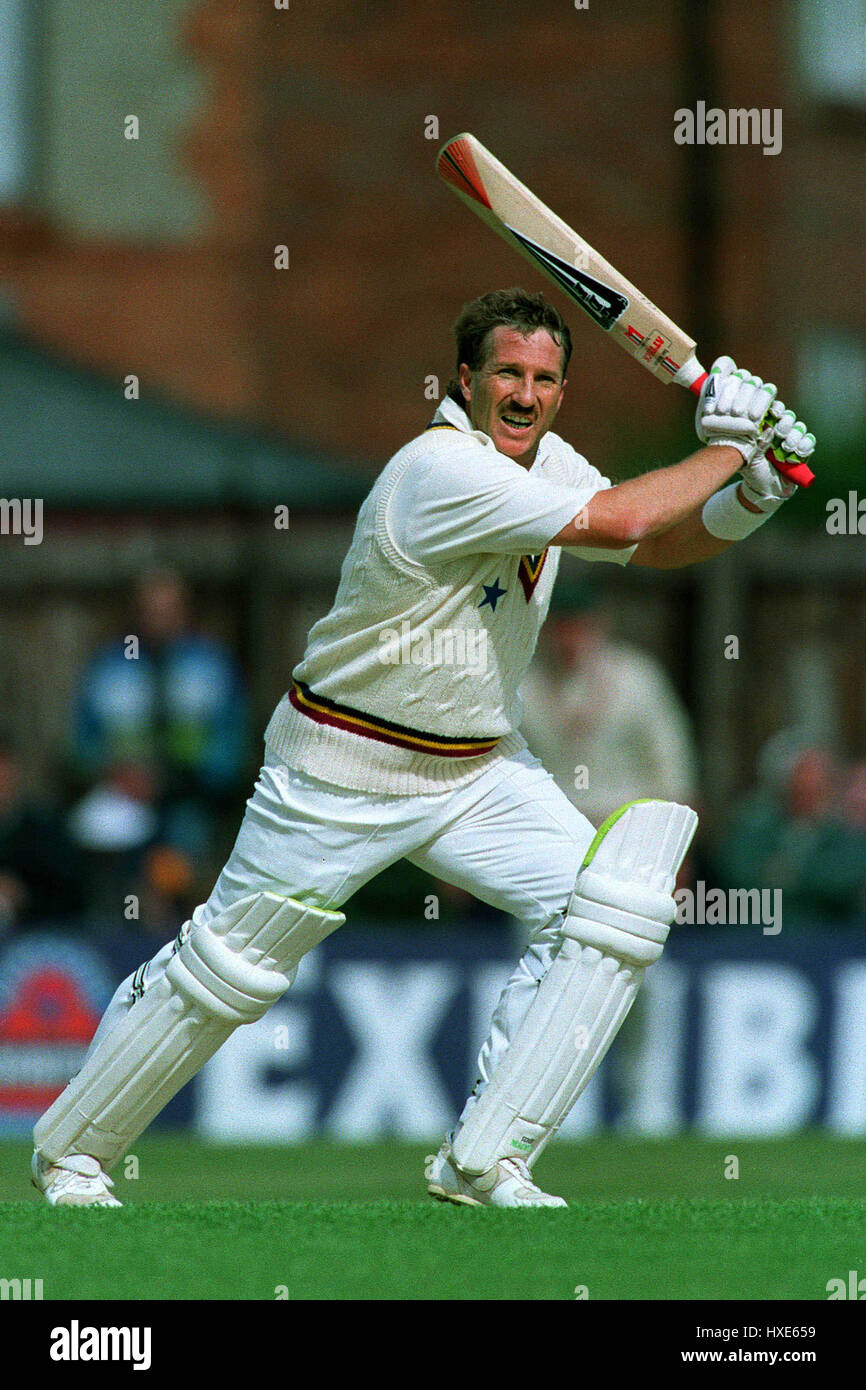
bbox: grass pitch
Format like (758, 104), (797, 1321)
(0, 1133), (863, 1300)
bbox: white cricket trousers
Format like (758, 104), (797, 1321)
(89, 744), (597, 1129)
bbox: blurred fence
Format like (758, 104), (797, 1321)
(3, 919), (866, 1143)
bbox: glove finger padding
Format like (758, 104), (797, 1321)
(706, 354), (737, 387)
(777, 420), (816, 459)
(711, 369), (747, 417)
(769, 404), (796, 433)
(740, 408), (816, 504)
(755, 382), (778, 426)
(697, 359), (778, 456)
(713, 373), (776, 423)
(766, 413), (816, 467)
(739, 377), (777, 424)
(695, 355), (735, 417)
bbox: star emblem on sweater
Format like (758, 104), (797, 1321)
(479, 578), (507, 612)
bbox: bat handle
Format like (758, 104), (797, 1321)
(686, 370), (815, 489)
(689, 371), (708, 397)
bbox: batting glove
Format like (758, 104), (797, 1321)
(696, 356), (779, 462)
(739, 406), (816, 511)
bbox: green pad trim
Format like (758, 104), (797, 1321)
(580, 799), (657, 870)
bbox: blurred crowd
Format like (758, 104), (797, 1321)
(711, 736), (866, 926)
(520, 579), (866, 927)
(0, 567), (250, 942)
(1, 570), (865, 942)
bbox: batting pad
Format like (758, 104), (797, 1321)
(34, 892), (345, 1170)
(451, 800), (697, 1175)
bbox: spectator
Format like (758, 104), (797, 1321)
(0, 735), (86, 935)
(519, 575), (698, 825)
(67, 759), (160, 923)
(714, 736), (866, 925)
(70, 567), (249, 866)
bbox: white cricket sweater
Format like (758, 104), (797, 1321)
(265, 395), (635, 793)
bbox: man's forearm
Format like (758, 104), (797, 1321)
(630, 483), (763, 569)
(629, 508), (730, 568)
(554, 445), (745, 549)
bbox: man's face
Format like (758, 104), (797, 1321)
(459, 326), (567, 467)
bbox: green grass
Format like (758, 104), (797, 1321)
(0, 1134), (863, 1300)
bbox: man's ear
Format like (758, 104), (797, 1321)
(554, 378), (567, 413)
(458, 363), (473, 404)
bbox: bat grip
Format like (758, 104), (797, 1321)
(687, 372), (815, 489)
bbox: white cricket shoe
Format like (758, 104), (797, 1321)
(425, 1142), (567, 1208)
(31, 1152), (122, 1208)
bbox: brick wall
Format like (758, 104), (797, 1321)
(0, 0), (860, 476)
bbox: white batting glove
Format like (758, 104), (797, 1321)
(696, 356), (779, 462)
(739, 406), (816, 511)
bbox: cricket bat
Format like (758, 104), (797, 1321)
(437, 132), (814, 487)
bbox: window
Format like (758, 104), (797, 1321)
(0, 0), (36, 201)
(39, 0), (207, 240)
(798, 0), (866, 105)
(798, 329), (866, 441)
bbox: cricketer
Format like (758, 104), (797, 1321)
(31, 288), (814, 1208)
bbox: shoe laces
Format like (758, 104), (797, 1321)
(501, 1156), (540, 1189)
(54, 1155), (115, 1190)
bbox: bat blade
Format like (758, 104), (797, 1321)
(436, 132), (815, 487)
(437, 132), (700, 387)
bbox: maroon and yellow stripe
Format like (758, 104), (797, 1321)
(289, 681), (500, 758)
(518, 549), (548, 600)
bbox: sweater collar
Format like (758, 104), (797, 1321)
(429, 393), (487, 439)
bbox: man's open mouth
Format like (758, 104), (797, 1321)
(501, 415), (533, 431)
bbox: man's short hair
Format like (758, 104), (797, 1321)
(446, 288), (572, 407)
